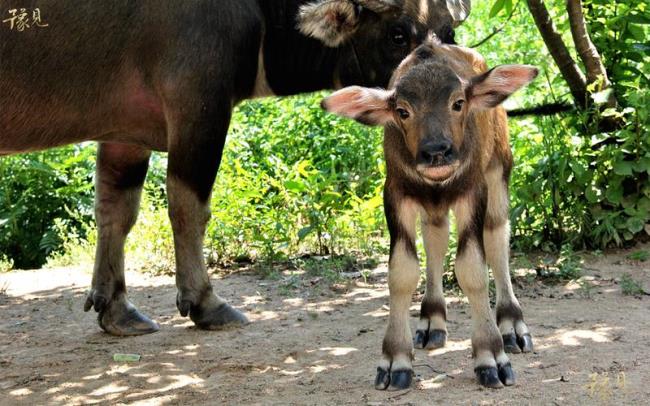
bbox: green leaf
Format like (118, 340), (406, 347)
(606, 183), (624, 204)
(613, 161), (634, 176)
(297, 226), (313, 241)
(284, 180), (306, 193)
(627, 217), (645, 234)
(489, 0), (506, 18)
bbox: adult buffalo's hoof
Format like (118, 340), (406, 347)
(475, 366), (503, 389)
(498, 362), (515, 386)
(375, 367), (413, 391)
(518, 333), (534, 353)
(503, 332), (534, 353)
(85, 292), (159, 336)
(191, 302), (249, 330)
(414, 328), (446, 350)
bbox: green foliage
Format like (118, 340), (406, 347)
(205, 92), (386, 264)
(620, 273), (645, 296)
(472, 0), (650, 250)
(0, 254), (12, 273)
(0, 145), (95, 268)
(535, 244), (584, 281)
(627, 250), (649, 262)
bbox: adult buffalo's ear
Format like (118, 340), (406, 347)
(321, 86), (395, 126)
(468, 65), (538, 111)
(298, 0), (401, 47)
(446, 0), (471, 27)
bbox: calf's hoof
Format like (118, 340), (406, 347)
(85, 292), (159, 336)
(502, 333), (533, 354)
(375, 367), (413, 391)
(414, 328), (446, 350)
(474, 363), (515, 388)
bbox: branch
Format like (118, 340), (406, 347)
(470, 3), (519, 48)
(526, 0), (588, 107)
(566, 0), (616, 107)
(507, 102), (574, 117)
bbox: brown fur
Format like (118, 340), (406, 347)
(322, 36), (538, 388)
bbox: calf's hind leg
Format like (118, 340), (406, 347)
(376, 197), (420, 390)
(484, 165), (532, 353)
(454, 194), (514, 388)
(84, 142), (159, 336)
(414, 210), (449, 350)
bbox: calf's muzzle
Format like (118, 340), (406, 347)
(417, 138), (455, 167)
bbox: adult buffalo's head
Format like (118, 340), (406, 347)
(297, 0), (471, 88)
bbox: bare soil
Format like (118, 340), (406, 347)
(1, 244), (649, 405)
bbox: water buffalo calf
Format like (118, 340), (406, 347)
(322, 37), (537, 389)
(0, 1), (470, 335)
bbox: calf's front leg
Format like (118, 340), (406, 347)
(84, 142), (159, 336)
(414, 210), (449, 350)
(484, 165), (532, 353)
(454, 194), (514, 388)
(375, 196), (420, 391)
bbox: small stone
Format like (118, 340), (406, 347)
(432, 373), (447, 383)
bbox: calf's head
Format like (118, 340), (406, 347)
(322, 46), (538, 182)
(298, 0), (471, 87)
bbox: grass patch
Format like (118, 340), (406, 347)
(627, 250), (649, 262)
(620, 274), (645, 296)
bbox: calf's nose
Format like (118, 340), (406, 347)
(418, 139), (453, 165)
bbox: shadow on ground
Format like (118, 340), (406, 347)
(1, 245), (649, 405)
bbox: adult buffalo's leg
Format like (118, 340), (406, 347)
(376, 196), (419, 391)
(484, 165), (532, 353)
(166, 98), (248, 330)
(84, 142), (159, 336)
(414, 210), (449, 350)
(454, 192), (514, 388)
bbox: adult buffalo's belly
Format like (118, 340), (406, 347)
(0, 2), (174, 154)
(0, 68), (168, 154)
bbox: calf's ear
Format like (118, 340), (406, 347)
(321, 86), (395, 126)
(297, 1), (360, 47)
(468, 65), (539, 110)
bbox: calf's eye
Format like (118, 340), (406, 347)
(396, 108), (410, 120)
(452, 99), (465, 112)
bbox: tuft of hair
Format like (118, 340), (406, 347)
(298, 1), (359, 47)
(356, 0), (402, 13)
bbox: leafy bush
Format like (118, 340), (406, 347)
(206, 92), (386, 264)
(0, 145), (95, 268)
(459, 0), (650, 251)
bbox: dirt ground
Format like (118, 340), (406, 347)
(1, 243), (649, 405)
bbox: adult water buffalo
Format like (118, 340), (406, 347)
(0, 0), (470, 336)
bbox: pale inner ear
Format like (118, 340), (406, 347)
(470, 65), (539, 110)
(298, 1), (359, 47)
(322, 86), (395, 126)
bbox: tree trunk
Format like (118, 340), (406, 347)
(526, 0), (588, 107)
(566, 0), (616, 107)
